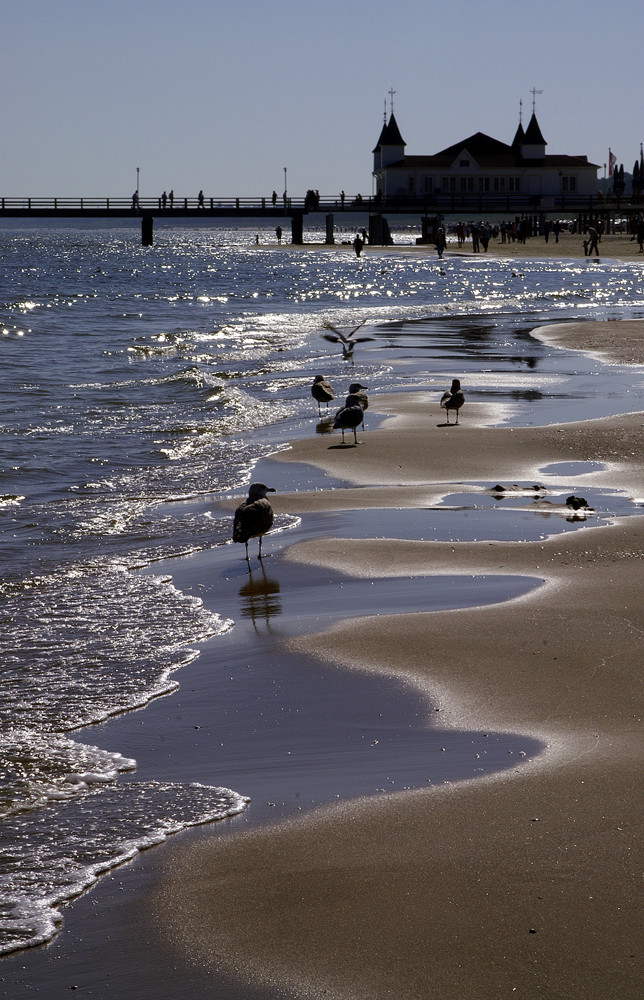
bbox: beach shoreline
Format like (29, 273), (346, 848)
(152, 317), (643, 999)
(2, 316), (642, 999)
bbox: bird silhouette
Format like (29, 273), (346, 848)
(332, 404), (364, 445)
(311, 375), (334, 414)
(440, 378), (465, 425)
(232, 482), (276, 560)
(321, 320), (374, 361)
(343, 382), (369, 428)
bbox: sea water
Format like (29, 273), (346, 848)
(1, 217), (643, 955)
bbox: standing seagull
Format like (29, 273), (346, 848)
(321, 320), (374, 362)
(233, 483), (276, 561)
(311, 375), (334, 415)
(333, 404), (364, 445)
(440, 378), (465, 425)
(344, 382), (369, 428)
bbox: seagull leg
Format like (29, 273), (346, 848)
(244, 541), (250, 561)
(258, 536), (264, 560)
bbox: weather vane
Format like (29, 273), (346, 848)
(388, 86), (396, 115)
(530, 86), (543, 114)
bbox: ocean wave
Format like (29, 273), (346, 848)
(0, 779), (248, 955)
(0, 559), (232, 733)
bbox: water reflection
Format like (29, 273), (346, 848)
(238, 563), (281, 629)
(315, 415), (335, 435)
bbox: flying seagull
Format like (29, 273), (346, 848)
(232, 482), (276, 560)
(440, 378), (465, 425)
(321, 320), (374, 361)
(311, 375), (334, 414)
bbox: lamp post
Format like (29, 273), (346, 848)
(283, 167), (287, 209)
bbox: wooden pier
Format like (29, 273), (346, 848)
(1, 193), (640, 244)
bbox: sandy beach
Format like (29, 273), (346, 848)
(151, 317), (643, 999)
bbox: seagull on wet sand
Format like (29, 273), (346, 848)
(232, 483), (276, 560)
(311, 375), (334, 415)
(321, 320), (375, 361)
(440, 378), (465, 425)
(343, 382), (369, 428)
(332, 404), (364, 445)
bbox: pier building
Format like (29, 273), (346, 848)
(372, 111), (599, 208)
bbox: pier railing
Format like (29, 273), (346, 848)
(1, 193), (642, 218)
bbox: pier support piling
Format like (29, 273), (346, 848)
(141, 213), (153, 246)
(325, 214), (335, 245)
(291, 212), (304, 245)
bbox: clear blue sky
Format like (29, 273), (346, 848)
(3, 0), (641, 198)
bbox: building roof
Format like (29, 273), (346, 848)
(523, 112), (547, 145)
(381, 152), (597, 171)
(511, 122), (525, 148)
(372, 113), (406, 153)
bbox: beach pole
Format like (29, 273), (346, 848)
(325, 213), (335, 244)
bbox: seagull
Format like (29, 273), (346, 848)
(232, 483), (276, 560)
(311, 375), (334, 414)
(566, 495), (594, 512)
(440, 378), (465, 425)
(345, 382), (369, 409)
(344, 382), (369, 428)
(332, 404), (364, 445)
(321, 320), (374, 361)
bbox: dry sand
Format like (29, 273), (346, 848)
(154, 320), (643, 999)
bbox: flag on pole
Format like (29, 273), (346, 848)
(608, 149), (617, 176)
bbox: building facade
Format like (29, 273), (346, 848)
(372, 113), (599, 208)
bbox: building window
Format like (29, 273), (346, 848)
(423, 176), (433, 194)
(478, 177), (490, 193)
(508, 176), (521, 192)
(459, 159), (470, 167)
(408, 176), (415, 194)
(562, 176), (577, 192)
(494, 177), (506, 193)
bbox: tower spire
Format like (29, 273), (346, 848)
(530, 86), (543, 114)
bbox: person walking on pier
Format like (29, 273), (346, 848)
(198, 190), (205, 209)
(168, 190), (174, 208)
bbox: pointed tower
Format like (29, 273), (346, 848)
(511, 121), (525, 149)
(520, 113), (547, 160)
(511, 99), (525, 149)
(373, 113), (406, 171)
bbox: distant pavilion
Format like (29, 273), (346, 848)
(372, 111), (599, 205)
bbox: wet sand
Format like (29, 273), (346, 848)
(2, 318), (642, 1000)
(152, 319), (643, 999)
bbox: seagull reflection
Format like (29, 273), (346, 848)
(238, 563), (282, 630)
